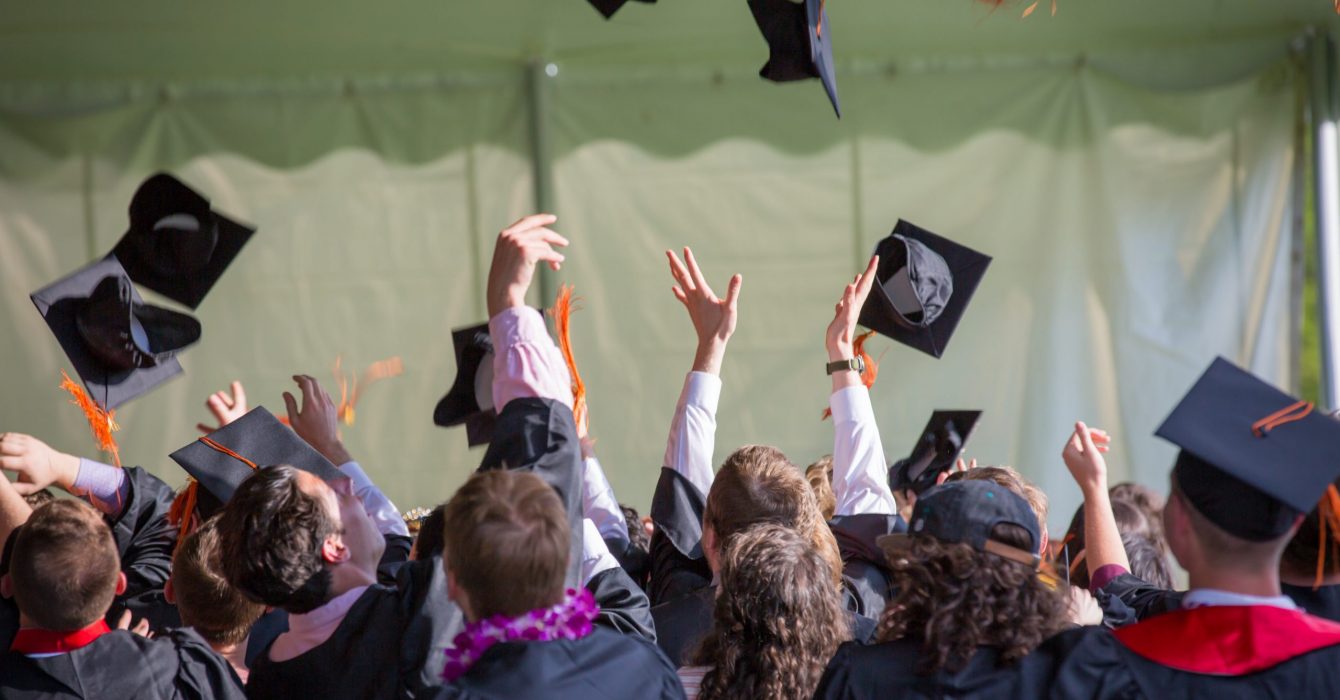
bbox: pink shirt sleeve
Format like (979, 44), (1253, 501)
(489, 306), (573, 412)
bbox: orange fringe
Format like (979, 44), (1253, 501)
(168, 479), (200, 544)
(822, 331), (880, 420)
(58, 370), (121, 468)
(550, 285), (587, 432)
(1316, 485), (1340, 589)
(332, 355), (404, 426)
(979, 0), (1056, 17)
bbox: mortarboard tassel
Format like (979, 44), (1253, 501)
(821, 330), (880, 420)
(978, 0), (1057, 17)
(550, 285), (587, 434)
(1316, 485), (1340, 589)
(168, 480), (200, 545)
(58, 370), (121, 468)
(333, 355), (405, 426)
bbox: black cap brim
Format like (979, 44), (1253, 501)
(433, 322), (496, 447)
(748, 0), (840, 118)
(169, 407), (344, 506)
(30, 255), (184, 410)
(111, 173), (256, 310)
(1156, 357), (1340, 514)
(859, 220), (992, 358)
(587, 0), (657, 19)
(889, 409), (983, 494)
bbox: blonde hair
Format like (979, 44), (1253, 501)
(805, 455), (836, 521)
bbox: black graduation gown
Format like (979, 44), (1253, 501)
(1096, 572), (1184, 622)
(0, 628), (245, 700)
(829, 513), (904, 618)
(1042, 605), (1340, 699)
(813, 638), (1058, 700)
(417, 627), (684, 700)
(1282, 582), (1340, 623)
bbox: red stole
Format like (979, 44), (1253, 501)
(10, 620), (111, 655)
(1115, 605), (1340, 676)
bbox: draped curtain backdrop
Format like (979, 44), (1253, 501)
(0, 0), (1328, 532)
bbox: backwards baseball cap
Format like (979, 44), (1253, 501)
(1157, 357), (1340, 542)
(878, 480), (1041, 569)
(433, 322), (498, 447)
(748, 0), (841, 118)
(888, 410), (983, 496)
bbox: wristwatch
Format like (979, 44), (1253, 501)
(826, 357), (866, 376)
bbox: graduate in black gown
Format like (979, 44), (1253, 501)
(417, 469), (682, 700)
(1047, 358), (1340, 699)
(0, 496), (245, 699)
(813, 479), (1073, 699)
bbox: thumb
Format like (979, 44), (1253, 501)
(283, 392), (300, 423)
(196, 423), (214, 435)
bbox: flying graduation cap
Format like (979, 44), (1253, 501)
(587, 0), (656, 19)
(748, 0), (841, 117)
(858, 220), (992, 358)
(31, 255), (199, 410)
(888, 410), (983, 496)
(111, 173), (256, 310)
(434, 322), (499, 447)
(1157, 357), (1340, 542)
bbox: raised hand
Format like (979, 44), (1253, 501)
(666, 247), (742, 376)
(826, 255), (879, 362)
(116, 609), (154, 639)
(196, 381), (249, 434)
(1062, 421), (1111, 496)
(0, 433), (80, 496)
(487, 214), (569, 318)
(283, 375), (353, 466)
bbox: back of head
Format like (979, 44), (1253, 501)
(216, 465), (336, 613)
(1109, 482), (1165, 521)
(805, 455), (836, 521)
(1169, 478), (1292, 576)
(173, 515), (266, 647)
(11, 500), (120, 630)
(948, 466), (1049, 543)
(878, 521), (1068, 674)
(1062, 499), (1153, 589)
(692, 523), (849, 700)
(1121, 531), (1175, 590)
(706, 445), (842, 586)
(444, 470), (569, 619)
(412, 504), (447, 561)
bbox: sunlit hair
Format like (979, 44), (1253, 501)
(691, 524), (850, 700)
(10, 500), (120, 630)
(704, 445), (843, 588)
(946, 466), (1048, 541)
(805, 455), (836, 521)
(173, 515), (265, 646)
(877, 522), (1069, 674)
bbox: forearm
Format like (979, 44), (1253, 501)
(1082, 485), (1130, 582)
(341, 461), (410, 537)
(829, 386), (896, 516)
(0, 478), (32, 546)
(580, 519), (621, 585)
(662, 372), (721, 497)
(583, 457), (629, 545)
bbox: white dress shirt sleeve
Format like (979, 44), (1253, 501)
(340, 461), (410, 537)
(580, 518), (621, 585)
(829, 385), (897, 516)
(662, 372), (721, 497)
(583, 456), (630, 546)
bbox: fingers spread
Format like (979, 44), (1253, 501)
(504, 213), (558, 235)
(684, 248), (710, 295)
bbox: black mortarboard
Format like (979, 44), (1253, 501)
(169, 406), (343, 517)
(879, 480), (1042, 569)
(111, 172), (256, 310)
(888, 410), (983, 496)
(1157, 357), (1340, 542)
(433, 322), (498, 447)
(586, 0), (655, 20)
(748, 0), (841, 118)
(31, 255), (199, 409)
(858, 220), (992, 358)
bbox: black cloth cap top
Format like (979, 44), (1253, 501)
(879, 480), (1041, 566)
(587, 0), (655, 19)
(1157, 356), (1340, 541)
(888, 410), (982, 496)
(858, 220), (992, 358)
(170, 406), (344, 516)
(748, 0), (841, 118)
(30, 255), (189, 409)
(111, 172), (256, 310)
(433, 321), (498, 447)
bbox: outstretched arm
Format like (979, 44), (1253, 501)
(1061, 422), (1129, 586)
(826, 256), (896, 517)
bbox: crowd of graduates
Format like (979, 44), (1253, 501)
(3, 197), (1340, 699)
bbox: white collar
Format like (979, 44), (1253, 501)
(1182, 588), (1298, 610)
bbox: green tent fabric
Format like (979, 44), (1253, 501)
(0, 0), (1331, 531)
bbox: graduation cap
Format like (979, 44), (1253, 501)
(748, 0), (841, 118)
(1157, 357), (1340, 542)
(30, 255), (198, 410)
(111, 172), (256, 310)
(169, 407), (344, 520)
(857, 220), (992, 358)
(879, 480), (1042, 569)
(888, 410), (983, 496)
(433, 322), (498, 447)
(586, 0), (655, 20)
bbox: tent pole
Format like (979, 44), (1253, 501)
(526, 59), (558, 309)
(1310, 32), (1340, 410)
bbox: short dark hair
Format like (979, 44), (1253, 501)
(412, 504), (447, 561)
(443, 470), (569, 619)
(22, 489), (55, 510)
(11, 500), (120, 630)
(216, 465), (336, 614)
(173, 516), (266, 646)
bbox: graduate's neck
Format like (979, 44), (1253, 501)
(325, 561), (377, 599)
(1188, 565), (1283, 598)
(212, 637), (249, 685)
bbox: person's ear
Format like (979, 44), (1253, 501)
(0, 573), (11, 599)
(321, 533), (351, 565)
(115, 572), (128, 597)
(1040, 529), (1050, 556)
(447, 569), (473, 621)
(702, 522), (720, 574)
(163, 578), (176, 605)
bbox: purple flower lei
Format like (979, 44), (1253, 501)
(442, 587), (599, 683)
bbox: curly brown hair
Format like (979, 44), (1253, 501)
(691, 524), (850, 700)
(877, 522), (1069, 675)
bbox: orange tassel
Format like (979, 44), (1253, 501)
(168, 479), (200, 545)
(821, 331), (880, 420)
(1316, 485), (1340, 589)
(58, 370), (121, 468)
(332, 355), (404, 426)
(549, 285), (587, 433)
